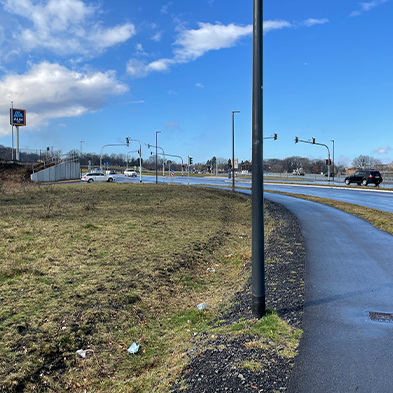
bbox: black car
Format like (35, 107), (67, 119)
(344, 170), (382, 186)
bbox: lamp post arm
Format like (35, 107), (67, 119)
(100, 143), (127, 171)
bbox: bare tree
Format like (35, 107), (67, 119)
(351, 155), (381, 169)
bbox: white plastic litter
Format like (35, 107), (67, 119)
(76, 349), (87, 358)
(127, 342), (140, 354)
(197, 302), (207, 310)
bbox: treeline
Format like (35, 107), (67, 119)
(1, 145), (389, 173)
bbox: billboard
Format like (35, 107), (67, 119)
(10, 108), (26, 126)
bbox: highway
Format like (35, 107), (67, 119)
(111, 174), (393, 213)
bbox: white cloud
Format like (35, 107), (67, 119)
(373, 145), (392, 154)
(263, 20), (292, 34)
(173, 23), (252, 62)
(302, 18), (329, 27)
(350, 0), (391, 17)
(1, 0), (135, 58)
(151, 31), (163, 42)
(161, 2), (173, 14)
(127, 22), (252, 78)
(196, 83), (204, 88)
(0, 61), (128, 136)
(126, 18), (326, 79)
(90, 24), (136, 49)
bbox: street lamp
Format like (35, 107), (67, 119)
(232, 111), (240, 192)
(80, 141), (84, 177)
(156, 131), (161, 184)
(331, 139), (335, 183)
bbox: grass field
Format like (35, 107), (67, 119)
(0, 182), (298, 392)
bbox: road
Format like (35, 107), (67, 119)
(110, 174), (393, 213)
(264, 183), (393, 214)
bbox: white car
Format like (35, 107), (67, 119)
(81, 172), (115, 183)
(124, 169), (137, 177)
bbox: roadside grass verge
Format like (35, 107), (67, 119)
(0, 183), (297, 392)
(266, 190), (393, 235)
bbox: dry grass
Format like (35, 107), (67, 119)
(0, 182), (286, 392)
(266, 191), (393, 236)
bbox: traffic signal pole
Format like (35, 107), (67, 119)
(295, 137), (331, 181)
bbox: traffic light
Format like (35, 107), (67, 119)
(326, 159), (332, 165)
(274, 133), (277, 140)
(189, 157), (193, 165)
(151, 151), (153, 155)
(312, 137), (315, 144)
(126, 137), (129, 147)
(295, 137), (298, 143)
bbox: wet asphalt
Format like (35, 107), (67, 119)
(264, 193), (393, 393)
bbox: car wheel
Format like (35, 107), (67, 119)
(108, 178), (113, 182)
(88, 179), (94, 183)
(345, 179), (350, 185)
(361, 179), (368, 186)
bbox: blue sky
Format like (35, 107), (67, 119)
(0, 0), (392, 167)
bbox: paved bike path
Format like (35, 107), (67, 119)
(264, 193), (393, 393)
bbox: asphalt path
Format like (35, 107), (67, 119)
(264, 192), (393, 393)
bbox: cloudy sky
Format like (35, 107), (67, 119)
(0, 0), (392, 166)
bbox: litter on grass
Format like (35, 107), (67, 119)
(197, 302), (207, 310)
(127, 342), (140, 354)
(76, 349), (95, 358)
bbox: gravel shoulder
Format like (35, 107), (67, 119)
(170, 200), (305, 392)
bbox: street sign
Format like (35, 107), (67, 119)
(234, 158), (239, 169)
(10, 108), (26, 126)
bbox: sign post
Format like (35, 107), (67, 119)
(10, 108), (26, 161)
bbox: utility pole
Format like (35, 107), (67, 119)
(251, 0), (265, 318)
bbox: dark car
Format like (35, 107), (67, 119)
(344, 170), (382, 186)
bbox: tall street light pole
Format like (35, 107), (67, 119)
(156, 131), (161, 184)
(232, 111), (240, 192)
(80, 141), (84, 177)
(331, 139), (335, 183)
(252, 0), (265, 318)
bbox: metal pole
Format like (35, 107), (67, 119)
(139, 147), (142, 183)
(232, 111), (240, 192)
(252, 0), (265, 318)
(163, 152), (165, 177)
(15, 126), (20, 161)
(156, 131), (160, 184)
(331, 139), (335, 183)
(11, 101), (14, 160)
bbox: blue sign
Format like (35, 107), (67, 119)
(10, 108), (26, 126)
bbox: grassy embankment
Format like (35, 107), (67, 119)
(266, 190), (393, 235)
(0, 182), (300, 392)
